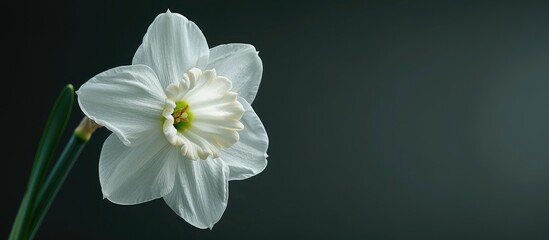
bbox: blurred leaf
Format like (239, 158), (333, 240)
(9, 84), (74, 240)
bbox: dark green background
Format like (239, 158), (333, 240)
(4, 0), (549, 239)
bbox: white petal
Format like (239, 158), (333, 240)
(99, 132), (177, 204)
(221, 98), (268, 180)
(133, 10), (209, 89)
(207, 44), (263, 103)
(76, 65), (165, 146)
(163, 157), (229, 229)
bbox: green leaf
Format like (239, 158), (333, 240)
(34, 84), (75, 186)
(9, 84), (74, 240)
(8, 194), (30, 239)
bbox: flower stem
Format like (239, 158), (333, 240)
(9, 116), (101, 240)
(29, 117), (101, 239)
(26, 116), (100, 239)
(27, 134), (88, 239)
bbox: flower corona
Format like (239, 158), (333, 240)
(162, 68), (244, 160)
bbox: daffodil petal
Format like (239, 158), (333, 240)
(207, 44), (263, 103)
(163, 158), (229, 229)
(221, 98), (268, 180)
(99, 133), (177, 205)
(76, 65), (165, 146)
(133, 10), (209, 89)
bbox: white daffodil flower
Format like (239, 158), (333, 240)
(76, 10), (268, 229)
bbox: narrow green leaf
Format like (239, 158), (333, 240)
(8, 194), (30, 239)
(9, 84), (74, 240)
(35, 84), (75, 186)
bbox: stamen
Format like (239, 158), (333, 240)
(173, 105), (189, 124)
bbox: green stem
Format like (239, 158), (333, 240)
(28, 134), (88, 239)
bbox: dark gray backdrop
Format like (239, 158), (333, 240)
(4, 0), (549, 239)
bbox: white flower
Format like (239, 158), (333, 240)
(76, 10), (268, 229)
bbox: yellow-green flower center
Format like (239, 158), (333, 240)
(172, 100), (193, 132)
